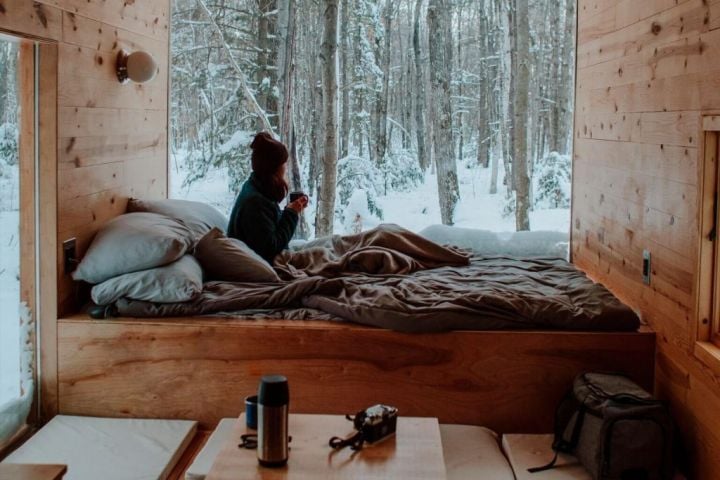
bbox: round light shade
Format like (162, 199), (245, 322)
(126, 51), (157, 84)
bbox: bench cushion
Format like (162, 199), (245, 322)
(440, 424), (515, 480)
(2, 415), (197, 480)
(185, 420), (514, 480)
(185, 418), (235, 480)
(502, 434), (591, 480)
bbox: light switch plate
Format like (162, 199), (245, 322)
(642, 249), (651, 285)
(63, 237), (77, 274)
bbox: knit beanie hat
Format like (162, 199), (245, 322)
(251, 132), (288, 176)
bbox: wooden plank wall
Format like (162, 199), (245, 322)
(50, 0), (171, 315)
(0, 0), (170, 418)
(573, 0), (720, 477)
(0, 0), (171, 314)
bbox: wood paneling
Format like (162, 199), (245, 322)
(0, 0), (171, 420)
(0, 1), (62, 41)
(573, 1), (720, 477)
(57, 316), (655, 433)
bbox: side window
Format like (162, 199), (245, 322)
(0, 39), (36, 447)
(696, 117), (720, 368)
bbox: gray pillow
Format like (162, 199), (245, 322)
(194, 228), (280, 283)
(91, 255), (203, 305)
(72, 212), (194, 284)
(127, 198), (229, 239)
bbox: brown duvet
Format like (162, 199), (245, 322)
(114, 224), (640, 333)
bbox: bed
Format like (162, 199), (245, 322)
(102, 224), (640, 333)
(57, 213), (653, 432)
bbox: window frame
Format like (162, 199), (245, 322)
(695, 115), (720, 371)
(0, 29), (58, 445)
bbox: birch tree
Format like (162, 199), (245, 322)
(512, 0), (531, 231)
(413, 0), (429, 171)
(427, 0), (459, 225)
(315, 0), (340, 236)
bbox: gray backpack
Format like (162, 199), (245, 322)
(530, 372), (673, 480)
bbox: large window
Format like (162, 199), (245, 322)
(0, 38), (37, 446)
(169, 0), (575, 239)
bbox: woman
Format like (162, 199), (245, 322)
(228, 132), (308, 263)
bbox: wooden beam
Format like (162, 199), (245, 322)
(39, 42), (58, 423)
(18, 41), (37, 426)
(0, 1), (62, 41)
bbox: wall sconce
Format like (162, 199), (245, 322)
(116, 50), (158, 84)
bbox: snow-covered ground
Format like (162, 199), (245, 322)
(0, 205), (20, 406)
(170, 151), (570, 236)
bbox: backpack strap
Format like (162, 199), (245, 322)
(528, 407), (586, 474)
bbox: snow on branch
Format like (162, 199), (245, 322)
(195, 0), (277, 137)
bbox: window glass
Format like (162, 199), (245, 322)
(169, 0), (575, 240)
(0, 39), (20, 406)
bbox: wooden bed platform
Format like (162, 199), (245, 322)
(57, 315), (656, 433)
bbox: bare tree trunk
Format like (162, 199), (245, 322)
(428, 0), (458, 225)
(256, 0), (279, 131)
(490, 139), (500, 194)
(277, 0), (308, 238)
(374, 0), (393, 165)
(278, 0), (299, 183)
(308, 40), (323, 196)
(413, 0), (429, 171)
(476, 1), (490, 169)
(315, 0), (340, 237)
(512, 0), (531, 231)
(340, 0), (351, 158)
(557, 0), (575, 155)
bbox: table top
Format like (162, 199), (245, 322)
(206, 413), (447, 480)
(0, 464), (67, 480)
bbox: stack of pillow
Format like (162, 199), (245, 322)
(71, 198), (280, 307)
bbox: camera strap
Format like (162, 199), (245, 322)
(329, 431), (365, 450)
(328, 413), (366, 451)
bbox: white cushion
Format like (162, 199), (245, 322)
(2, 415), (197, 480)
(185, 418), (236, 480)
(502, 434), (592, 480)
(440, 424), (515, 480)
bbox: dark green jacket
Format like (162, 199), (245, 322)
(227, 174), (298, 263)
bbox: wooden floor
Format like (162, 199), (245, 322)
(56, 315), (655, 433)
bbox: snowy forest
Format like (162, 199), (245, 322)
(170, 0), (576, 238)
(0, 40), (20, 404)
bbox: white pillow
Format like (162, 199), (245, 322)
(91, 255), (203, 305)
(127, 198), (228, 239)
(72, 212), (194, 284)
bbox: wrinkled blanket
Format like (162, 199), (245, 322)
(274, 223), (471, 278)
(115, 225), (639, 333)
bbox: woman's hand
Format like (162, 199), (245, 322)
(287, 195), (309, 214)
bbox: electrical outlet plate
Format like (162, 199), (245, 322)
(63, 238), (77, 274)
(642, 249), (651, 285)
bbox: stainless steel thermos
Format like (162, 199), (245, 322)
(257, 375), (289, 467)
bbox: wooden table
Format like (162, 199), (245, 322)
(207, 413), (447, 479)
(0, 464), (67, 480)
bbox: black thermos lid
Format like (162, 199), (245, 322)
(258, 375), (289, 407)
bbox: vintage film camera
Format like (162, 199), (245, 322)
(329, 404), (398, 450)
(353, 404), (398, 443)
